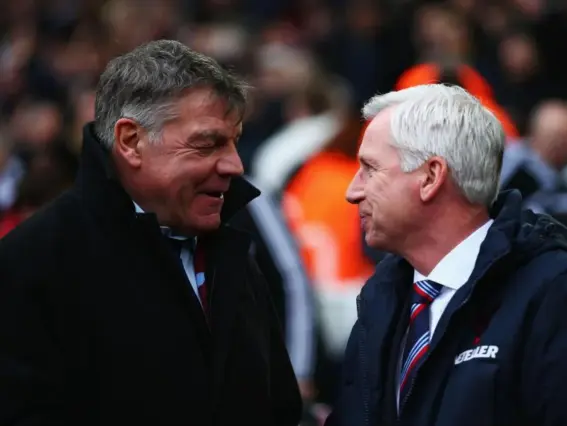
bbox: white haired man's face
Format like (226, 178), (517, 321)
(346, 108), (422, 252)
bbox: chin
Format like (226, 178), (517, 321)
(193, 215), (222, 234)
(365, 232), (388, 252)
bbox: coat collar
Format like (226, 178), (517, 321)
(74, 122), (260, 226)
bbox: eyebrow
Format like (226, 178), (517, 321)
(189, 129), (241, 144)
(189, 130), (224, 140)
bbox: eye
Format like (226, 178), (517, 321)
(196, 145), (218, 157)
(193, 137), (222, 154)
(361, 163), (374, 178)
(198, 142), (217, 150)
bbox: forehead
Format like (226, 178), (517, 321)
(172, 87), (242, 134)
(358, 108), (394, 159)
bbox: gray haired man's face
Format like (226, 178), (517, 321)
(116, 87), (244, 235)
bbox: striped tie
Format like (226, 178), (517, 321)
(399, 279), (443, 409)
(193, 240), (208, 316)
(166, 237), (208, 316)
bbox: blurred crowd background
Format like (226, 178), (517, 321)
(2, 0), (567, 423)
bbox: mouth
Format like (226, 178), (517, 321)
(204, 192), (224, 199)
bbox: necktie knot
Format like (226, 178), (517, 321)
(412, 280), (443, 305)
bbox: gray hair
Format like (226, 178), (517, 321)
(94, 39), (249, 148)
(362, 84), (505, 207)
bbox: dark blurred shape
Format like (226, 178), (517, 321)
(495, 30), (554, 131)
(0, 147), (75, 238)
(500, 100), (567, 223)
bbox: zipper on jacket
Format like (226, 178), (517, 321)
(357, 294), (370, 426)
(397, 370), (419, 422)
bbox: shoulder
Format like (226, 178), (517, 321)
(516, 246), (567, 276)
(527, 249), (567, 297)
(518, 260), (567, 343)
(499, 245), (567, 325)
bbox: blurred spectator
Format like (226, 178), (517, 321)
(67, 85), (96, 154)
(238, 29), (319, 171)
(395, 62), (520, 140)
(281, 108), (374, 356)
(251, 71), (348, 196)
(495, 30), (554, 130)
(9, 99), (63, 158)
(501, 100), (567, 222)
(0, 129), (24, 212)
(413, 2), (470, 61)
(396, 3), (520, 139)
(0, 147), (75, 237)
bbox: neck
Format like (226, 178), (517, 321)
(402, 203), (490, 276)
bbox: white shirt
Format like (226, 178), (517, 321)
(133, 203), (201, 303)
(414, 219), (494, 335)
(396, 219), (494, 407)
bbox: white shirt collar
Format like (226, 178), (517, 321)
(413, 219), (494, 290)
(133, 202), (145, 214)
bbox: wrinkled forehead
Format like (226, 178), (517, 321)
(171, 90), (243, 132)
(358, 112), (391, 150)
(357, 110), (402, 168)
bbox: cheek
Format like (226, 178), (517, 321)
(169, 165), (208, 199)
(366, 178), (388, 204)
(176, 182), (198, 207)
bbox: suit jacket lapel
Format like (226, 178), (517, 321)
(362, 257), (412, 425)
(133, 214), (211, 341)
(205, 228), (252, 400)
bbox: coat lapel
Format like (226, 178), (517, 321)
(205, 228), (253, 400)
(133, 214), (211, 342)
(360, 257), (413, 425)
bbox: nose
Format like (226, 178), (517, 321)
(346, 168), (364, 204)
(217, 144), (244, 178)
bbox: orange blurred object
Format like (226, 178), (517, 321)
(395, 63), (519, 140)
(283, 152), (374, 287)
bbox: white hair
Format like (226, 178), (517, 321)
(362, 84), (505, 206)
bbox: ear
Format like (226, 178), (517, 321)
(113, 118), (144, 168)
(419, 156), (448, 202)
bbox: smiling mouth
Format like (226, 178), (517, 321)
(205, 192), (224, 199)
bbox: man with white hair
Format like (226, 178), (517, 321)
(326, 84), (567, 426)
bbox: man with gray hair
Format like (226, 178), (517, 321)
(0, 40), (301, 426)
(326, 84), (567, 426)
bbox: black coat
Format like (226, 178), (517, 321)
(327, 191), (567, 426)
(0, 124), (302, 426)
